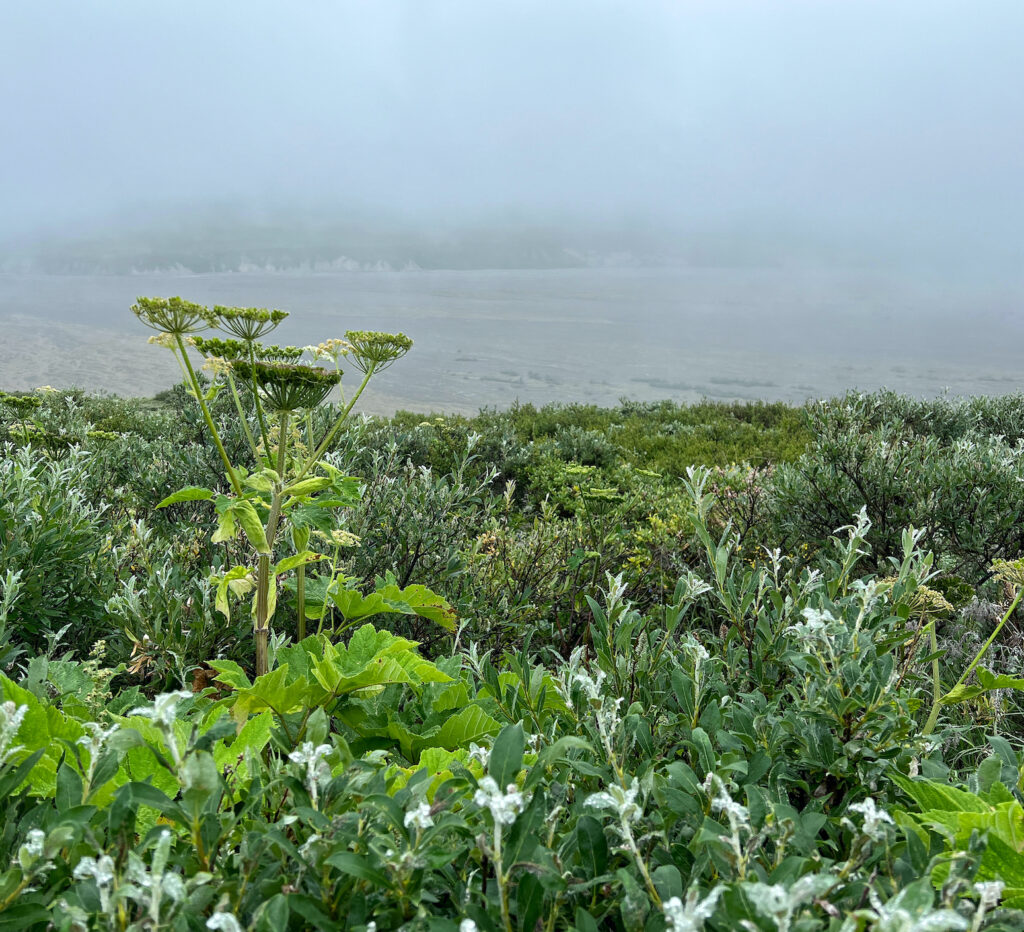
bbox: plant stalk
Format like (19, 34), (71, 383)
(226, 372), (260, 461)
(254, 412), (290, 677)
(292, 367), (375, 485)
(174, 335), (243, 497)
(923, 587), (1024, 736)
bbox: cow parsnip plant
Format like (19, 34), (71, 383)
(132, 297), (438, 675)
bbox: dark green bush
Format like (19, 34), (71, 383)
(0, 448), (114, 653)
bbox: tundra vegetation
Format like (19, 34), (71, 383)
(1, 306), (1024, 930)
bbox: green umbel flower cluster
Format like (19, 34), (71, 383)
(0, 392), (43, 418)
(213, 306), (290, 341)
(192, 337), (304, 363)
(132, 297), (212, 335)
(231, 361), (341, 412)
(344, 330), (413, 373)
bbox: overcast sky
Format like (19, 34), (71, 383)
(2, 0), (1022, 262)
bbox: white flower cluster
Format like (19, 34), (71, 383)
(854, 884), (969, 932)
(585, 779), (643, 826)
(73, 854), (116, 913)
(974, 880), (1004, 911)
(404, 802), (434, 831)
(130, 691), (191, 729)
(704, 774), (750, 834)
(17, 829), (48, 872)
(288, 742), (333, 808)
(843, 797), (894, 842)
(74, 854), (115, 886)
(473, 777), (528, 825)
(207, 913), (244, 932)
(785, 606), (837, 644)
(0, 701), (27, 765)
(662, 885), (723, 932)
(745, 875), (835, 932)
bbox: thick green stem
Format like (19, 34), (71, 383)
(293, 367), (375, 485)
(920, 619), (944, 739)
(254, 415), (290, 677)
(923, 588), (1024, 736)
(248, 343), (273, 468)
(227, 373), (260, 461)
(494, 823), (512, 932)
(297, 565), (307, 641)
(254, 554), (271, 677)
(929, 619), (940, 722)
(174, 336), (243, 497)
(276, 411), (289, 479)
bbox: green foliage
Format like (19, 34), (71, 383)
(769, 392), (1024, 580)
(0, 449), (113, 652)
(4, 386), (1024, 927)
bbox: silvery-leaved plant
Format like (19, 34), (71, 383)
(73, 854), (116, 915)
(704, 773), (753, 869)
(473, 777), (527, 826)
(288, 741), (333, 809)
(130, 690), (191, 767)
(741, 874), (836, 932)
(119, 831), (187, 926)
(662, 886), (723, 932)
(842, 797), (894, 842)
(404, 801), (434, 831)
(0, 701), (27, 765)
(16, 829), (49, 874)
(467, 742), (490, 768)
(206, 911), (245, 932)
(585, 778), (642, 826)
(840, 881), (970, 932)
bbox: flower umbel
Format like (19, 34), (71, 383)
(213, 305), (289, 341)
(133, 297), (211, 335)
(231, 360), (340, 412)
(344, 330), (413, 373)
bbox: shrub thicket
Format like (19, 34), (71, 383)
(0, 385), (1023, 929)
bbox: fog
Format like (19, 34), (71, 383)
(1, 0), (1022, 272)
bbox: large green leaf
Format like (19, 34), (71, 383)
(892, 775), (991, 814)
(328, 582), (456, 632)
(943, 666), (1024, 704)
(228, 665), (317, 724)
(155, 486), (214, 508)
(0, 674), (84, 797)
(283, 477), (332, 498)
(213, 566), (254, 621)
(232, 500), (270, 554)
(310, 626), (451, 696)
(434, 704), (501, 750)
(274, 551), (324, 575)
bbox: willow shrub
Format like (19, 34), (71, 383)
(0, 467), (1018, 929)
